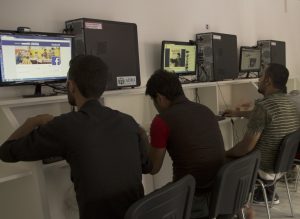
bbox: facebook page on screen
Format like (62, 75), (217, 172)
(0, 34), (72, 82)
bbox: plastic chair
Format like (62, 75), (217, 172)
(209, 150), (261, 219)
(255, 129), (300, 219)
(124, 175), (195, 219)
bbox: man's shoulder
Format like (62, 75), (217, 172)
(117, 110), (137, 123)
(161, 101), (216, 125)
(257, 93), (291, 107)
(49, 111), (77, 126)
(169, 100), (212, 112)
(102, 106), (139, 128)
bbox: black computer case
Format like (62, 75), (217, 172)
(257, 40), (286, 67)
(65, 18), (141, 90)
(196, 32), (238, 81)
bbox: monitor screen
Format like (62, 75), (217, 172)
(161, 41), (196, 75)
(239, 47), (261, 72)
(0, 31), (72, 86)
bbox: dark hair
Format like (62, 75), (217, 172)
(68, 55), (108, 98)
(145, 69), (184, 101)
(265, 63), (289, 93)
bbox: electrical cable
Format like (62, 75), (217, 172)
(216, 82), (228, 110)
(194, 88), (200, 103)
(216, 82), (241, 144)
(199, 65), (209, 81)
(45, 83), (67, 94)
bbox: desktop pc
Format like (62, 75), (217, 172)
(65, 18), (141, 91)
(239, 46), (262, 78)
(161, 41), (197, 77)
(196, 32), (239, 82)
(257, 40), (286, 77)
(0, 30), (73, 97)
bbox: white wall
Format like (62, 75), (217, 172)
(0, 0), (299, 99)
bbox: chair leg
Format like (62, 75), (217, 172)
(241, 208), (246, 219)
(295, 165), (300, 192)
(284, 174), (294, 217)
(269, 182), (277, 208)
(257, 179), (271, 219)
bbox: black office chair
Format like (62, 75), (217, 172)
(294, 158), (300, 191)
(209, 150), (261, 219)
(255, 129), (300, 219)
(292, 146), (300, 191)
(124, 174), (196, 219)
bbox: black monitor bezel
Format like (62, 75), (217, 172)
(161, 40), (197, 76)
(239, 46), (262, 73)
(0, 30), (74, 87)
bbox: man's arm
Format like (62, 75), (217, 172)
(138, 115), (169, 175)
(0, 114), (65, 162)
(7, 114), (54, 141)
(226, 103), (269, 158)
(138, 126), (166, 174)
(226, 132), (261, 157)
(223, 109), (252, 118)
(137, 126), (153, 174)
(148, 147), (166, 174)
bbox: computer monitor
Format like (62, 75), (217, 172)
(0, 30), (73, 96)
(239, 46), (261, 73)
(161, 41), (196, 75)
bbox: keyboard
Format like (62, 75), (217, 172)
(215, 115), (226, 121)
(42, 156), (64, 164)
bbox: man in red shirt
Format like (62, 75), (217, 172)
(143, 70), (225, 218)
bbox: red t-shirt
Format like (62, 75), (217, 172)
(150, 115), (170, 149)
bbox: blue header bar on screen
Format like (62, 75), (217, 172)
(1, 41), (70, 47)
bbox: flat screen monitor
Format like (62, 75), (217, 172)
(161, 41), (196, 75)
(239, 46), (261, 73)
(0, 31), (73, 96)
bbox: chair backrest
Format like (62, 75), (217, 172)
(209, 150), (261, 218)
(274, 129), (300, 173)
(124, 175), (195, 219)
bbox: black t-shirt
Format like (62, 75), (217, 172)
(151, 95), (225, 195)
(0, 99), (151, 219)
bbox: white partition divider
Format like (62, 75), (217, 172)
(0, 77), (297, 219)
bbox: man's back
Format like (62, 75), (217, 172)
(158, 96), (225, 194)
(0, 100), (147, 219)
(254, 93), (300, 172)
(63, 100), (145, 218)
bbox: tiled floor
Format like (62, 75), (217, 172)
(253, 180), (300, 219)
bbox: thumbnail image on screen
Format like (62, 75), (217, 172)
(15, 46), (61, 65)
(0, 32), (72, 84)
(162, 41), (196, 75)
(239, 47), (261, 72)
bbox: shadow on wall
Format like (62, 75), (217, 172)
(142, 42), (161, 80)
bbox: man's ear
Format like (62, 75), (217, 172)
(156, 93), (171, 107)
(265, 75), (273, 86)
(68, 80), (76, 93)
(156, 93), (165, 103)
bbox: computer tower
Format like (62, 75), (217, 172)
(65, 18), (141, 90)
(257, 40), (286, 69)
(196, 32), (238, 82)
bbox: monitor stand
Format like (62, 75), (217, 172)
(23, 84), (57, 98)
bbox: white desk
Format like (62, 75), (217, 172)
(0, 77), (297, 219)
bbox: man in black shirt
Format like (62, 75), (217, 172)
(0, 55), (151, 219)
(142, 70), (225, 218)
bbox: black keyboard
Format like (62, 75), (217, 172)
(215, 115), (226, 121)
(42, 156), (64, 164)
